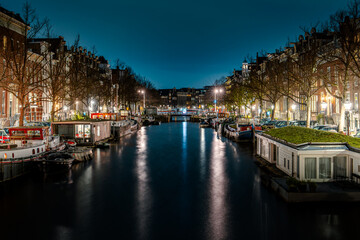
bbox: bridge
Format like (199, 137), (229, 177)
(169, 114), (193, 122)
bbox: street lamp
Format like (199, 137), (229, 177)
(214, 88), (223, 118)
(138, 90), (145, 112)
(345, 102), (352, 135)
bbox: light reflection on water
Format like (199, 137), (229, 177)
(0, 123), (359, 240)
(208, 131), (228, 240)
(135, 127), (151, 240)
(200, 128), (206, 180)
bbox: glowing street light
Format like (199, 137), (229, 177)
(138, 90), (145, 109)
(214, 88), (223, 118)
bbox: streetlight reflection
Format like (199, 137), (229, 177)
(208, 131), (228, 240)
(135, 128), (152, 239)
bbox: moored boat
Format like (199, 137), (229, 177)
(199, 120), (211, 128)
(34, 152), (74, 173)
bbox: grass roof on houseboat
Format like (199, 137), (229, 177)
(265, 126), (360, 148)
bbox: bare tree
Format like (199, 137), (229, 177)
(0, 2), (48, 126)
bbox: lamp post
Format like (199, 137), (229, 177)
(345, 102), (352, 135)
(138, 90), (145, 113)
(214, 88), (222, 118)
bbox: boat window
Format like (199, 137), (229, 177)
(12, 153), (14, 158)
(305, 157), (317, 179)
(75, 125), (84, 138)
(37, 148), (39, 153)
(11, 130), (25, 136)
(32, 149), (35, 154)
(28, 130), (41, 137)
(319, 157), (331, 179)
(84, 125), (91, 138)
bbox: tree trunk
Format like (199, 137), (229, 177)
(51, 103), (56, 122)
(19, 99), (25, 127)
(271, 102), (275, 120)
(306, 98), (311, 128)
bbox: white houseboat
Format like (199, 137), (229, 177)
(0, 126), (59, 182)
(256, 133), (360, 182)
(52, 120), (111, 146)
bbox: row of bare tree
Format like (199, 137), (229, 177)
(226, 0), (360, 130)
(0, 2), (158, 125)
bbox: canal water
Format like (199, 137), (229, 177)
(0, 122), (359, 240)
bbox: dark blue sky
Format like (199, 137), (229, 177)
(3, 0), (349, 88)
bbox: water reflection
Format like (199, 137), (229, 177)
(1, 123), (360, 240)
(208, 131), (228, 240)
(135, 127), (152, 239)
(200, 128), (206, 179)
(182, 122), (187, 177)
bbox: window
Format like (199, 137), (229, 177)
(297, 156), (300, 178)
(2, 36), (6, 49)
(319, 157), (331, 179)
(284, 158), (286, 168)
(355, 93), (359, 110)
(335, 66), (339, 85)
(346, 92), (351, 102)
(305, 157), (317, 179)
(9, 93), (12, 117)
(287, 160), (290, 170)
(311, 95), (318, 112)
(334, 156), (347, 178)
(1, 91), (4, 115)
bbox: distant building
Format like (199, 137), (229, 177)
(158, 87), (207, 109)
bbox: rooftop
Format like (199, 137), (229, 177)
(264, 126), (360, 149)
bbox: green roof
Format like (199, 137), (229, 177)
(264, 126), (360, 148)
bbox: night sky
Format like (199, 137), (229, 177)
(2, 0), (349, 88)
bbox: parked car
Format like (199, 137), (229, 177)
(289, 120), (306, 127)
(275, 120), (288, 128)
(261, 120), (277, 130)
(353, 132), (360, 138)
(313, 124), (338, 132)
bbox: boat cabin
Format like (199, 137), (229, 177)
(91, 113), (118, 121)
(8, 126), (49, 146)
(52, 121), (111, 145)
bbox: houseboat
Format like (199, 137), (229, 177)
(256, 132), (360, 182)
(0, 126), (58, 182)
(111, 120), (132, 138)
(52, 120), (111, 146)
